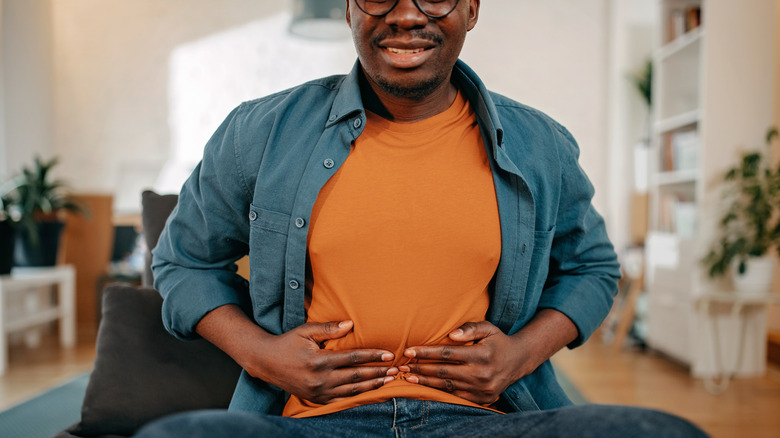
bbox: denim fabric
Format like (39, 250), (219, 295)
(135, 399), (708, 438)
(151, 59), (621, 414)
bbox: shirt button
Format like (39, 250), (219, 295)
(353, 118), (362, 129)
(289, 280), (300, 290)
(328, 114), (337, 122)
(295, 217), (306, 228)
(248, 211), (257, 221)
(323, 158), (335, 169)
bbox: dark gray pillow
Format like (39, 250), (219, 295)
(140, 190), (179, 287)
(69, 284), (241, 437)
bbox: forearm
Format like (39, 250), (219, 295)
(510, 308), (578, 377)
(195, 304), (275, 381)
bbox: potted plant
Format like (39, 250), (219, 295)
(0, 178), (22, 274)
(703, 127), (780, 293)
(10, 156), (89, 267)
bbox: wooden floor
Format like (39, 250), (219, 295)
(553, 339), (780, 438)
(1, 327), (779, 437)
(0, 326), (96, 412)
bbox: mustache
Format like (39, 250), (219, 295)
(372, 29), (444, 46)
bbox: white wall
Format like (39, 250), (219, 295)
(1, 0), (55, 181)
(49, 0), (290, 212)
(461, 0), (610, 216)
(604, 0), (659, 253)
(3, 0), (618, 221)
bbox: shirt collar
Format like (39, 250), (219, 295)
(326, 60), (365, 129)
(326, 59), (505, 153)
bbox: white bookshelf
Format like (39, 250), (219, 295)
(645, 0), (776, 377)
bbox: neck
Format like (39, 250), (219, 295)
(359, 70), (458, 124)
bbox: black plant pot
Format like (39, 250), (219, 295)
(14, 221), (65, 267)
(0, 221), (15, 274)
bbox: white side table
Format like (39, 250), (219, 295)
(694, 291), (780, 393)
(0, 265), (76, 375)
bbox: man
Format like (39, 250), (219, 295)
(141, 0), (707, 436)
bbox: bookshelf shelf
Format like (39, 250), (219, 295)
(654, 169), (698, 187)
(657, 27), (704, 61)
(655, 110), (700, 134)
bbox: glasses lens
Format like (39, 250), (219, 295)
(355, 0), (459, 18)
(355, 0), (397, 16)
(416, 0), (459, 18)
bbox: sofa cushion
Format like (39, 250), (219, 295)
(140, 190), (178, 287)
(69, 284), (241, 437)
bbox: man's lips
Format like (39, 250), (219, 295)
(386, 47), (427, 55)
(379, 41), (436, 68)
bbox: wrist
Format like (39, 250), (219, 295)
(510, 309), (578, 375)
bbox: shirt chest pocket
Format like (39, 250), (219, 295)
(248, 205), (292, 320)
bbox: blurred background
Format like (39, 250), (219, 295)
(0, 1), (779, 437)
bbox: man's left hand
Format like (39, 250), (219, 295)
(399, 321), (530, 406)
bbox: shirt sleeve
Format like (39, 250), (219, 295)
(152, 103), (254, 340)
(537, 124), (621, 348)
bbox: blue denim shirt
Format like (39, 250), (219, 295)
(152, 59), (620, 414)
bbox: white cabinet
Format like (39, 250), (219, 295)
(645, 0), (776, 378)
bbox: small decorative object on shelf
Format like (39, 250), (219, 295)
(667, 4), (701, 43)
(702, 127), (780, 293)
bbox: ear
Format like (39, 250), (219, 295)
(345, 0), (352, 28)
(466, 0), (480, 31)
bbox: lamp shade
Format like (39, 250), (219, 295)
(289, 0), (349, 40)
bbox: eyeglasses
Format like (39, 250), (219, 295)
(354, 0), (460, 19)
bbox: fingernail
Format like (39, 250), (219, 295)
(398, 365), (410, 373)
(381, 353), (394, 361)
(383, 376), (395, 384)
(404, 349), (416, 358)
(338, 320), (351, 328)
(406, 375), (419, 384)
(451, 328), (464, 337)
(386, 368), (398, 376)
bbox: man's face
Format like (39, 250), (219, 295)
(346, 0), (480, 100)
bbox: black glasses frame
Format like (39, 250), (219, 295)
(353, 0), (461, 19)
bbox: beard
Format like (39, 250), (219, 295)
(373, 73), (447, 101)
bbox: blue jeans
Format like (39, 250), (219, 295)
(134, 398), (708, 437)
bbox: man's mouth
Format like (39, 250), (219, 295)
(386, 47), (427, 55)
(379, 45), (433, 69)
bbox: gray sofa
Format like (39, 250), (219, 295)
(57, 191), (242, 437)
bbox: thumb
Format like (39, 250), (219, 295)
(448, 321), (498, 342)
(302, 320), (353, 344)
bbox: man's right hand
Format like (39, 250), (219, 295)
(195, 305), (397, 405)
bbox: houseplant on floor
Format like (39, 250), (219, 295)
(10, 156), (89, 267)
(703, 127), (780, 293)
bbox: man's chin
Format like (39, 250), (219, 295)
(375, 76), (445, 101)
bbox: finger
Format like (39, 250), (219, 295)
(407, 373), (461, 394)
(406, 374), (492, 405)
(329, 365), (398, 387)
(327, 375), (396, 402)
(324, 348), (395, 368)
(404, 345), (469, 362)
(448, 321), (499, 342)
(302, 320), (353, 344)
(400, 363), (469, 382)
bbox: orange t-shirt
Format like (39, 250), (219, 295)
(283, 91), (501, 417)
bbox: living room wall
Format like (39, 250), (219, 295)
(0, 0), (613, 218)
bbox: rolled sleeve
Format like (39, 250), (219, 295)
(537, 126), (621, 347)
(152, 104), (253, 340)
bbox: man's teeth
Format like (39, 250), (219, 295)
(387, 47), (424, 55)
